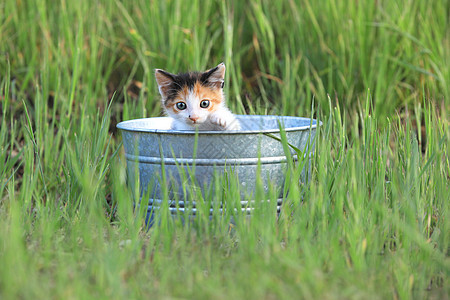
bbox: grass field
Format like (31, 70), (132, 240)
(0, 0), (449, 299)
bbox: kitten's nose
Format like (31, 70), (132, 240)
(189, 115), (199, 123)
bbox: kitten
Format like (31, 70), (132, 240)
(155, 63), (240, 131)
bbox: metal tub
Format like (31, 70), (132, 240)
(117, 115), (318, 215)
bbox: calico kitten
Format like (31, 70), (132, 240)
(155, 63), (240, 131)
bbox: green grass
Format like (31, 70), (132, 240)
(0, 0), (448, 299)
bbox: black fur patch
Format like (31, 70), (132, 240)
(164, 69), (220, 103)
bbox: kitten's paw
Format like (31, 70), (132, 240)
(209, 114), (228, 129)
(210, 114), (240, 130)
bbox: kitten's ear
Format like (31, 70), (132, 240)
(155, 69), (175, 98)
(202, 63), (225, 88)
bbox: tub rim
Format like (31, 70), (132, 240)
(117, 115), (319, 135)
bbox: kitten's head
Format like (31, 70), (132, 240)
(155, 63), (226, 126)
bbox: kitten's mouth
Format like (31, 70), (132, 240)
(189, 119), (203, 125)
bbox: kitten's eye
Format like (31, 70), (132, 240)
(176, 102), (187, 110)
(200, 100), (210, 108)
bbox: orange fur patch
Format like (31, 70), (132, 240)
(165, 86), (189, 114)
(192, 82), (223, 112)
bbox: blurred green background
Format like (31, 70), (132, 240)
(2, 0), (448, 122)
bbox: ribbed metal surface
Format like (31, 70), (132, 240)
(117, 115), (318, 215)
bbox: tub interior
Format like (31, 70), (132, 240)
(117, 115), (316, 133)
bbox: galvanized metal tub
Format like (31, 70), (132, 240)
(117, 115), (318, 215)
